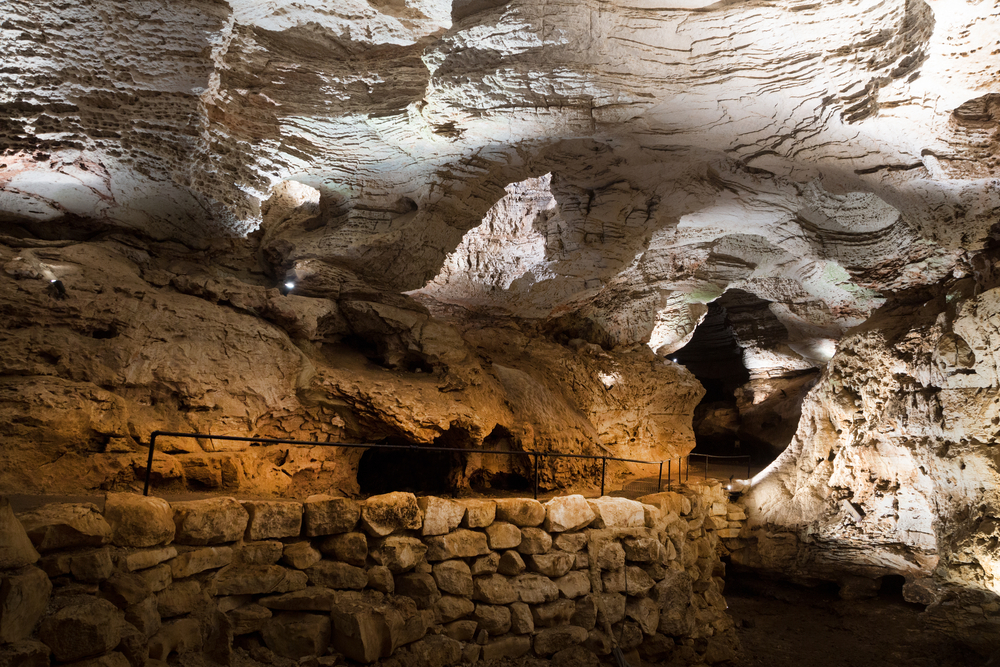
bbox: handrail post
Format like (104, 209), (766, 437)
(533, 453), (540, 500)
(747, 456), (751, 480)
(601, 457), (606, 497)
(143, 431), (161, 497)
(657, 461), (663, 493)
(686, 455), (689, 482)
(705, 456), (708, 480)
(667, 459), (672, 491)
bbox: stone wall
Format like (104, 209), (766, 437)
(0, 484), (743, 667)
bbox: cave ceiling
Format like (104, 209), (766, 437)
(2, 0), (999, 375)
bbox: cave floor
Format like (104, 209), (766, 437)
(726, 573), (986, 667)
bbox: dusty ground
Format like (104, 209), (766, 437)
(726, 571), (990, 667)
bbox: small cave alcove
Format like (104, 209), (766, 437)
(468, 425), (533, 493)
(357, 429), (471, 496)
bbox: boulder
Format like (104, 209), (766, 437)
(554, 570), (591, 599)
(587, 498), (645, 528)
(262, 612), (332, 660)
(472, 603), (511, 635)
(0, 497), (39, 570)
(510, 601), (534, 634)
(303, 495), (360, 536)
(636, 493), (691, 517)
(212, 564), (308, 595)
(418, 497), (465, 536)
(171, 498), (249, 545)
(432, 560), (473, 596)
(553, 532), (588, 553)
(170, 546), (233, 578)
(0, 566), (51, 643)
(516, 527), (552, 555)
(533, 626), (589, 656)
(38, 597), (124, 662)
(510, 573), (559, 604)
(331, 593), (427, 664)
(596, 593), (626, 624)
(435, 595), (475, 623)
(306, 561), (367, 590)
(425, 530), (490, 561)
(623, 536), (662, 563)
(596, 541), (626, 570)
(544, 495), (596, 533)
(484, 522), (521, 550)
(531, 598), (576, 627)
(494, 499), (545, 527)
(367, 566), (394, 594)
(17, 503), (111, 551)
(259, 587), (338, 611)
(359, 492), (422, 537)
(281, 542), (322, 570)
(104, 493), (175, 547)
(136, 564), (172, 592)
(526, 552), (575, 578)
(100, 571), (153, 608)
(471, 552), (500, 575)
(458, 499), (496, 528)
(394, 572), (440, 608)
(369, 535), (426, 573)
(626, 596), (660, 635)
(319, 532), (368, 567)
(498, 551), (526, 576)
(124, 596), (161, 638)
(157, 579), (207, 618)
(572, 595), (599, 629)
(242, 501), (303, 541)
(123, 546), (177, 572)
(472, 574), (517, 605)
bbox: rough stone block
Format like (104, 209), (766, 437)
(509, 601), (533, 635)
(123, 547), (177, 572)
(157, 579), (207, 618)
(472, 574), (517, 605)
(473, 603), (511, 635)
(368, 566), (394, 594)
(552, 645), (601, 667)
(587, 498), (645, 529)
(554, 570), (590, 599)
(637, 492), (691, 517)
(471, 552), (499, 575)
(306, 561), (367, 590)
(510, 573), (559, 604)
(516, 527), (551, 555)
(596, 593), (626, 624)
(359, 492), (422, 537)
(227, 602), (271, 635)
(418, 497), (465, 536)
(394, 572), (440, 608)
(281, 542), (322, 570)
(494, 499), (545, 527)
(596, 541), (625, 570)
(530, 598), (575, 628)
(170, 546), (233, 578)
(571, 595), (598, 630)
(319, 532), (369, 567)
(623, 536), (662, 563)
(38, 597), (124, 662)
(626, 596), (660, 635)
(242, 501), (303, 541)
(259, 587), (337, 611)
(64, 650), (131, 667)
(481, 635), (531, 661)
(497, 551), (525, 576)
(484, 522), (521, 550)
(425, 529), (490, 561)
(171, 498), (249, 545)
(0, 566), (51, 643)
(0, 500), (39, 570)
(526, 552), (575, 578)
(212, 564), (308, 596)
(369, 535), (426, 573)
(238, 541), (284, 565)
(0, 640), (50, 667)
(136, 564), (172, 593)
(458, 499), (496, 528)
(17, 503), (111, 552)
(443, 619), (477, 641)
(544, 495), (596, 533)
(124, 597), (161, 639)
(100, 572), (151, 611)
(330, 594), (423, 664)
(71, 548), (115, 582)
(262, 611), (332, 660)
(432, 560), (473, 596)
(435, 595), (475, 623)
(104, 493), (175, 548)
(533, 626), (588, 655)
(553, 532), (587, 553)
(303, 495), (360, 537)
(407, 635), (462, 667)
(148, 617), (202, 661)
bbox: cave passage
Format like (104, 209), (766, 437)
(357, 438), (464, 496)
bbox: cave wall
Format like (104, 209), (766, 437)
(0, 234), (702, 496)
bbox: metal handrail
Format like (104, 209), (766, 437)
(141, 430), (690, 499)
(684, 452), (752, 481)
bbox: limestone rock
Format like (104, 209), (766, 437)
(0, 500), (39, 569)
(171, 498), (249, 545)
(587, 498), (645, 529)
(494, 499), (546, 527)
(124, 597), (161, 639)
(212, 564), (308, 596)
(471, 552), (500, 576)
(552, 645), (601, 667)
(406, 635), (462, 667)
(359, 492), (422, 537)
(431, 560), (473, 597)
(303, 496), (360, 536)
(262, 612), (332, 660)
(238, 541), (284, 565)
(435, 595), (475, 623)
(170, 546), (233, 578)
(259, 587), (337, 611)
(157, 579), (207, 618)
(136, 564), (172, 593)
(626, 596), (660, 636)
(526, 552), (575, 578)
(472, 574), (516, 605)
(482, 635), (531, 661)
(554, 571), (590, 599)
(497, 551), (526, 576)
(510, 573), (559, 604)
(533, 626), (589, 656)
(367, 566), (394, 594)
(0, 566), (52, 643)
(458, 500), (496, 529)
(319, 532), (369, 567)
(516, 527), (552, 555)
(38, 597), (124, 662)
(330, 593), (426, 663)
(228, 603), (271, 635)
(123, 547), (177, 572)
(425, 530), (490, 561)
(242, 501), (303, 541)
(0, 640), (50, 667)
(148, 618), (202, 661)
(544, 495), (596, 533)
(553, 533), (587, 553)
(369, 535), (426, 574)
(472, 604), (510, 635)
(531, 598), (576, 628)
(100, 571), (152, 609)
(281, 542), (322, 570)
(484, 522), (521, 550)
(71, 548), (115, 582)
(418, 497), (465, 536)
(104, 493), (175, 548)
(306, 561), (367, 591)
(394, 573), (440, 608)
(17, 503), (111, 552)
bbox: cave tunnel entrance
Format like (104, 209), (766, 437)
(357, 429), (470, 496)
(469, 425), (533, 493)
(674, 290), (795, 470)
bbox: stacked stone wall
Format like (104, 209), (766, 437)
(0, 482), (742, 667)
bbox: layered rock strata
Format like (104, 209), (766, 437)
(0, 484), (742, 666)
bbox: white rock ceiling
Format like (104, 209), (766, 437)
(2, 0), (999, 373)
